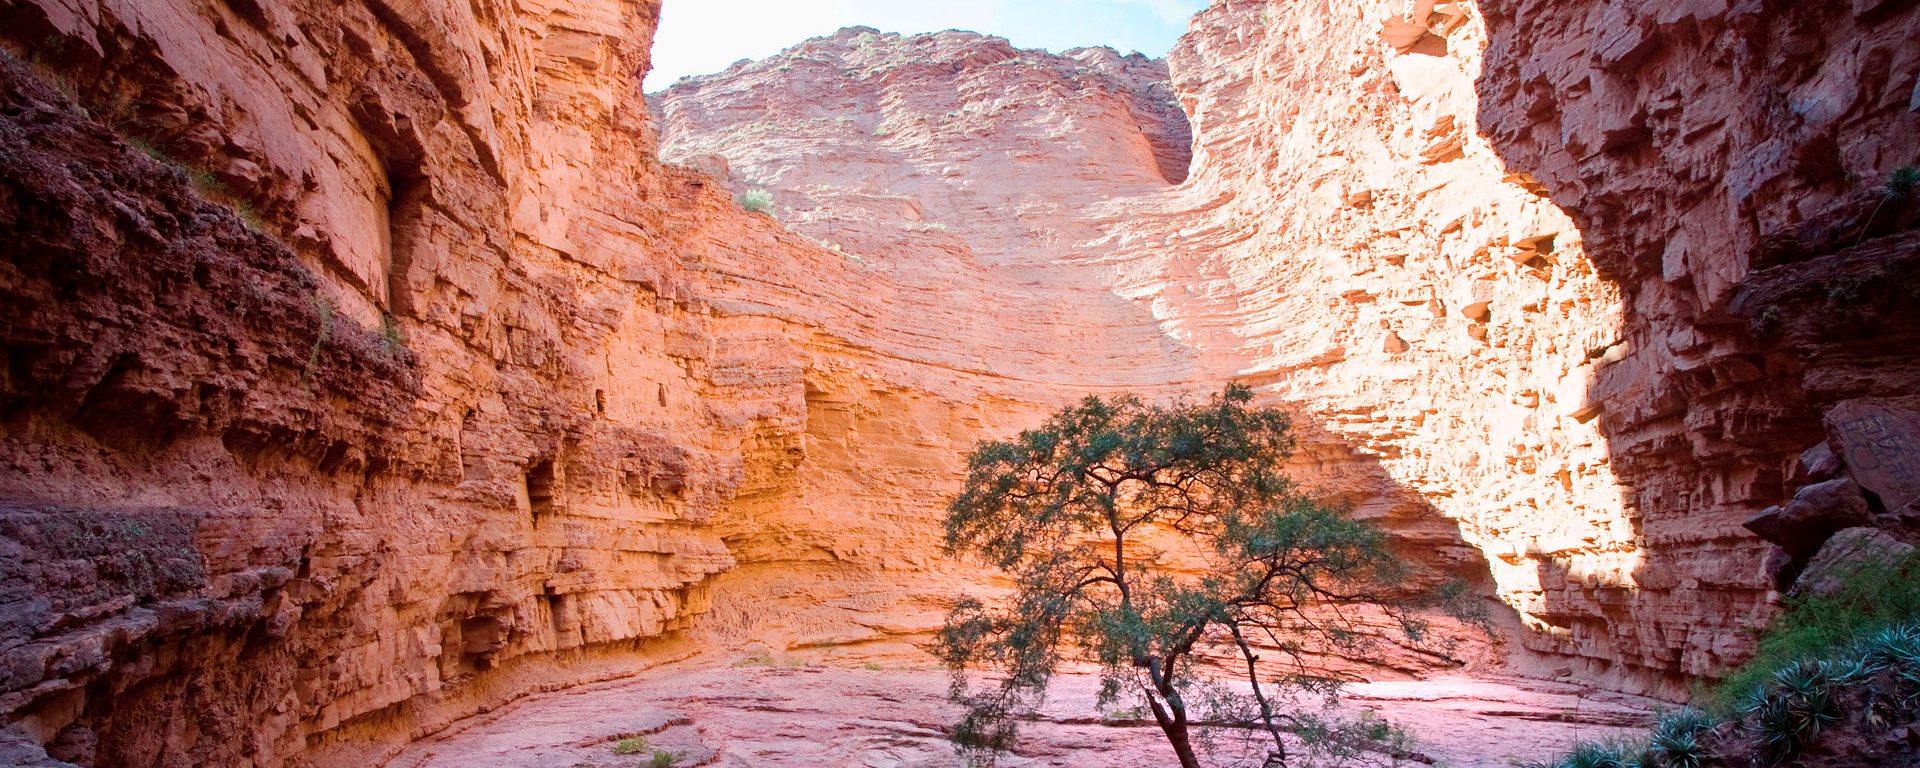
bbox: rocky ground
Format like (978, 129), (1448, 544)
(384, 660), (1656, 768)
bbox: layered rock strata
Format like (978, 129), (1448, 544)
(657, 0), (1920, 698)
(0, 0), (1051, 764)
(0, 0), (1915, 765)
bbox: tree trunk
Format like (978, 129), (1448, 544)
(1147, 696), (1204, 768)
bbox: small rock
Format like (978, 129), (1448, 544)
(1790, 441), (1845, 485)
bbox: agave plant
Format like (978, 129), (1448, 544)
(1648, 728), (1702, 768)
(1771, 660), (1829, 699)
(1647, 708), (1713, 768)
(1749, 694), (1799, 765)
(1556, 739), (1650, 768)
(1820, 654), (1874, 685)
(1742, 661), (1844, 765)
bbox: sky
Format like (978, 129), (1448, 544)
(644, 0), (1211, 92)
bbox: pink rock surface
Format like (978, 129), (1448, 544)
(388, 662), (1655, 768)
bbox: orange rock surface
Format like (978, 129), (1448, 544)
(0, 0), (1916, 766)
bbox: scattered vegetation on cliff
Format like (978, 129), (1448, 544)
(740, 187), (775, 214)
(936, 385), (1440, 768)
(1856, 164), (1920, 247)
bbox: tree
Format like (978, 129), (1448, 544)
(936, 385), (1427, 768)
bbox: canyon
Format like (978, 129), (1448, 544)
(0, 0), (1916, 766)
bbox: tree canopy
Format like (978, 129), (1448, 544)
(936, 384), (1432, 767)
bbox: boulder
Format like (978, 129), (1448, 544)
(1743, 477), (1875, 557)
(1824, 400), (1920, 513)
(1791, 527), (1915, 598)
(1788, 442), (1846, 486)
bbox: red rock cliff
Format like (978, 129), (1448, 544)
(656, 0), (1920, 699)
(0, 0), (1916, 765)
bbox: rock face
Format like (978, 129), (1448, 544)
(0, 0), (1916, 766)
(0, 0), (1046, 764)
(656, 0), (1920, 699)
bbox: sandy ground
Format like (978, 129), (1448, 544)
(382, 658), (1659, 768)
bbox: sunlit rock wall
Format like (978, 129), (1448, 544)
(659, 0), (1920, 699)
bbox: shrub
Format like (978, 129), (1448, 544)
(739, 188), (774, 214)
(611, 736), (648, 755)
(649, 748), (674, 767)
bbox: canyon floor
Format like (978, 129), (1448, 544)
(384, 660), (1659, 768)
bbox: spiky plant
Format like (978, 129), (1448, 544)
(1647, 708), (1713, 768)
(1887, 165), (1920, 199)
(1741, 661), (1843, 765)
(1860, 625), (1920, 671)
(1561, 740), (1632, 768)
(1857, 165), (1920, 246)
(1648, 728), (1703, 768)
(1750, 693), (1796, 765)
(1820, 654), (1874, 685)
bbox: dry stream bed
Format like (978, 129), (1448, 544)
(384, 661), (1658, 768)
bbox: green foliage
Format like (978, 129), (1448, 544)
(937, 385), (1422, 766)
(1884, 165), (1920, 200)
(649, 748), (674, 768)
(611, 736), (648, 755)
(1711, 550), (1920, 712)
(125, 137), (170, 164)
(1645, 708), (1713, 768)
(1737, 660), (1844, 764)
(1536, 621), (1920, 768)
(739, 188), (774, 214)
(1855, 164), (1920, 246)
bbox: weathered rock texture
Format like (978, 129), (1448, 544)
(0, 0), (1916, 764)
(0, 2), (1450, 766)
(0, 0), (1053, 765)
(656, 0), (1920, 700)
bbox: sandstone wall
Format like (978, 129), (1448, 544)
(655, 0), (1920, 700)
(0, 0), (1024, 764)
(1475, 0), (1920, 681)
(1, 0), (1917, 764)
(653, 22), (1497, 675)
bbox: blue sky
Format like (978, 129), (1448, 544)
(645, 0), (1211, 91)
